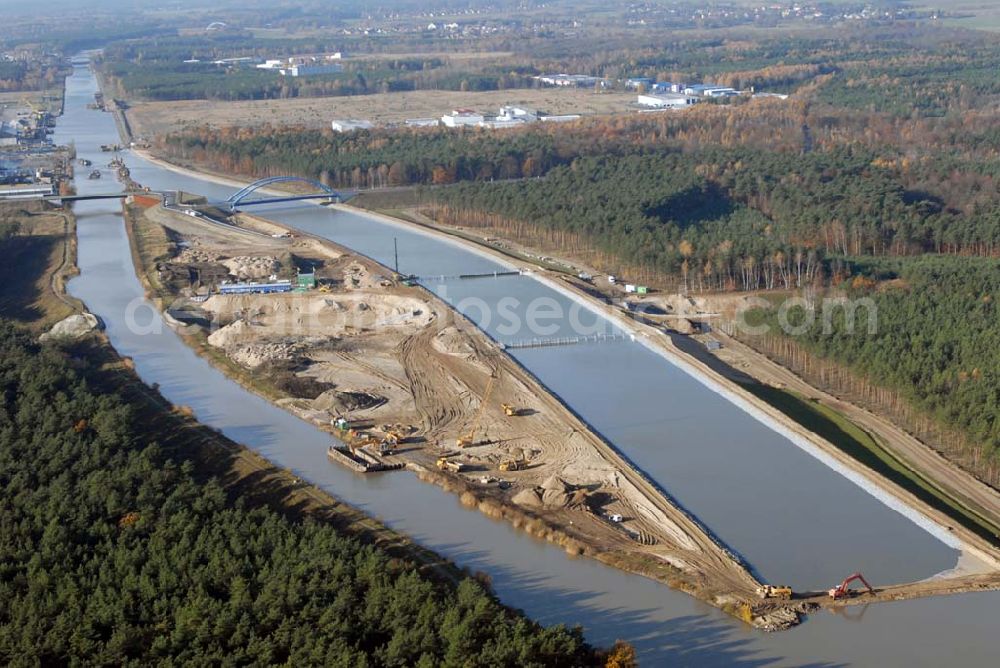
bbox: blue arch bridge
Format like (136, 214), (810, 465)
(34, 176), (346, 209)
(224, 176), (344, 210)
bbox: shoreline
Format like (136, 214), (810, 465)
(125, 149), (1000, 602)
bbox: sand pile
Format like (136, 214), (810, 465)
(229, 341), (301, 368)
(432, 326), (475, 356)
(343, 261), (383, 290)
(201, 294), (433, 337)
(513, 476), (579, 510)
(176, 247), (221, 264)
(512, 488), (544, 508)
(222, 255), (280, 280)
(207, 319), (257, 347)
(314, 388), (386, 413)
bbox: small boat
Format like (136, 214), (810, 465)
(88, 170), (101, 180)
(77, 158), (92, 166)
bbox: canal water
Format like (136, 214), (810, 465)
(128, 155), (960, 590)
(57, 60), (1000, 665)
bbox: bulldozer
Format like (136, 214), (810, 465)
(755, 584), (793, 600)
(499, 459), (522, 472)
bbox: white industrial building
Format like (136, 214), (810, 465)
(497, 105), (538, 121)
(284, 63), (342, 77)
(258, 55), (343, 77)
(637, 93), (699, 108)
(684, 84), (739, 98)
(0, 183), (54, 200)
(331, 119), (374, 133)
(405, 118), (440, 127)
(441, 109), (484, 127)
(539, 114), (580, 123)
(534, 73), (606, 88)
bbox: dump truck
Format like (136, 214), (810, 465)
(436, 456), (465, 473)
(756, 584), (793, 600)
(499, 458), (525, 472)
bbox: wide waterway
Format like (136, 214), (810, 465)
(58, 60), (1000, 664)
(127, 146), (961, 591)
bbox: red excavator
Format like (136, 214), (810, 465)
(828, 572), (874, 600)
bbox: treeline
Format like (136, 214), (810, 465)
(817, 46), (1000, 116)
(161, 103), (1000, 284)
(0, 59), (62, 92)
(0, 322), (599, 665)
(429, 145), (1000, 290)
(161, 125), (580, 187)
(741, 256), (1000, 483)
(101, 60), (536, 102)
(99, 34), (538, 101)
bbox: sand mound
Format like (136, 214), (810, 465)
(540, 475), (571, 492)
(176, 247), (221, 264)
(513, 476), (577, 509)
(207, 319), (256, 347)
(201, 294), (433, 337)
(432, 326), (475, 356)
(221, 255), (280, 280)
(230, 341), (300, 368)
(512, 488), (544, 508)
(314, 389), (386, 413)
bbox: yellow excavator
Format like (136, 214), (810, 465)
(456, 371), (497, 448)
(501, 403), (519, 417)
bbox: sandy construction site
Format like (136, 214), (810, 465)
(130, 202), (803, 626)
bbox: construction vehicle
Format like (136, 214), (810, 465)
(381, 425), (412, 445)
(828, 572), (873, 600)
(501, 403), (519, 417)
(436, 456), (465, 473)
(456, 371), (498, 448)
(756, 584), (793, 600)
(499, 458), (525, 472)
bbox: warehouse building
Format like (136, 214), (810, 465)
(637, 93), (699, 108)
(331, 119), (374, 133)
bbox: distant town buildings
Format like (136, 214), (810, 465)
(256, 54), (343, 77)
(534, 73), (607, 88)
(440, 106), (580, 130)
